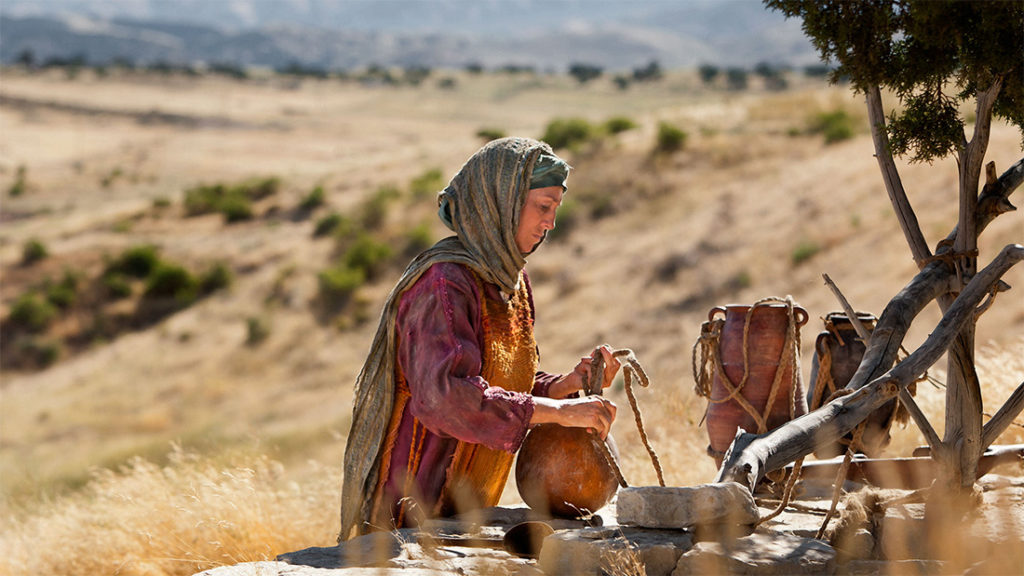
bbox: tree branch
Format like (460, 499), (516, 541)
(718, 244), (1024, 489)
(982, 381), (1024, 449)
(866, 85), (932, 267)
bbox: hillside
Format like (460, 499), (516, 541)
(1, 66), (1022, 526)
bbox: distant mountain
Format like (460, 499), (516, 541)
(0, 1), (818, 71)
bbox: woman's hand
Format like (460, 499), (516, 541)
(530, 396), (617, 439)
(550, 345), (622, 398)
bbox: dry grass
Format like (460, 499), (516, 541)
(0, 70), (1021, 575)
(0, 446), (340, 576)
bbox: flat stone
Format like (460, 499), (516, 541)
(839, 560), (946, 575)
(538, 526), (694, 576)
(617, 483), (759, 530)
(672, 532), (836, 575)
(278, 529), (415, 568)
(196, 561), (448, 575)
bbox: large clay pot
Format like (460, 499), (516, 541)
(808, 312), (900, 457)
(704, 303), (809, 466)
(515, 424), (619, 517)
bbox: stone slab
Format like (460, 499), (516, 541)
(672, 532), (836, 575)
(538, 526), (694, 576)
(617, 483), (759, 529)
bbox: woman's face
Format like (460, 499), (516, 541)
(516, 185), (564, 254)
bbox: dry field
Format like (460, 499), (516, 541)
(0, 68), (1021, 575)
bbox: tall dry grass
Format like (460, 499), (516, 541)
(0, 446), (340, 576)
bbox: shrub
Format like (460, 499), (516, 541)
(143, 264), (199, 304)
(199, 263), (233, 294)
(404, 222), (435, 257)
(791, 239), (821, 265)
(45, 270), (81, 309)
(237, 177), (280, 200)
(107, 245), (161, 278)
(8, 293), (57, 332)
(568, 62), (603, 84)
(14, 336), (60, 368)
(542, 117), (595, 150)
(152, 196), (172, 209)
(810, 109), (855, 144)
(314, 212), (344, 237)
(698, 64), (720, 85)
(103, 273), (133, 299)
(184, 183), (228, 216)
(604, 116), (638, 135)
(318, 264), (366, 308)
(343, 234), (393, 280)
(245, 316), (270, 346)
(299, 186), (325, 212)
(218, 195), (254, 223)
(360, 185), (401, 230)
(8, 165), (27, 197)
(476, 127), (506, 142)
(726, 67), (749, 90)
(409, 168), (445, 200)
(21, 238), (48, 266)
(655, 121), (688, 154)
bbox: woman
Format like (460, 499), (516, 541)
(339, 137), (619, 541)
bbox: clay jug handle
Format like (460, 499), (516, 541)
(794, 307), (809, 327)
(708, 306), (727, 322)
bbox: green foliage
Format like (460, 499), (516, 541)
(568, 62), (603, 84)
(809, 109), (856, 144)
(8, 293), (57, 332)
(21, 238), (48, 266)
(655, 122), (688, 154)
(476, 128), (507, 142)
(199, 263), (233, 294)
(632, 60), (663, 82)
(360, 185), (401, 230)
(318, 264), (366, 309)
(102, 273), (133, 300)
(313, 212), (345, 237)
(14, 336), (60, 368)
(726, 68), (749, 91)
(409, 168), (445, 200)
(45, 269), (81, 309)
(342, 234), (393, 280)
(766, 0), (1024, 162)
(8, 165), (27, 197)
(107, 245), (161, 278)
(604, 116), (638, 135)
(542, 117), (595, 150)
(791, 238), (821, 265)
(183, 177), (279, 222)
(152, 196), (172, 209)
(299, 186), (325, 211)
(245, 316), (270, 346)
(143, 264), (199, 304)
(698, 64), (720, 85)
(404, 222), (435, 257)
(545, 197), (580, 242)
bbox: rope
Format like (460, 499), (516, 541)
(816, 422), (866, 540)
(692, 296), (803, 435)
(588, 348), (666, 487)
(755, 456), (804, 528)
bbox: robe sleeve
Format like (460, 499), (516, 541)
(396, 262), (535, 453)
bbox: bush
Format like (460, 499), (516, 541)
(143, 264), (199, 304)
(475, 127), (506, 142)
(8, 165), (27, 197)
(245, 316), (270, 346)
(218, 195), (254, 222)
(21, 238), (48, 266)
(199, 263), (233, 294)
(360, 185), (401, 230)
(810, 109), (855, 144)
(542, 117), (595, 150)
(103, 273), (133, 300)
(107, 245), (161, 278)
(8, 293), (57, 332)
(655, 121), (688, 154)
(409, 169), (445, 200)
(299, 186), (325, 212)
(14, 336), (60, 368)
(183, 177), (279, 221)
(604, 116), (638, 135)
(791, 239), (821, 265)
(343, 234), (393, 280)
(318, 264), (366, 308)
(152, 196), (172, 209)
(314, 212), (345, 237)
(45, 270), (81, 309)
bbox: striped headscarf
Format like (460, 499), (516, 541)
(339, 137), (565, 540)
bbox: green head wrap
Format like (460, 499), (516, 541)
(529, 153), (570, 190)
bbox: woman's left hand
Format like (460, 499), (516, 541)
(563, 345), (620, 394)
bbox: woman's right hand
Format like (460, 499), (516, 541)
(530, 396), (617, 439)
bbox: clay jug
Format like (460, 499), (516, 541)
(704, 303), (809, 466)
(808, 312), (900, 457)
(514, 425), (619, 517)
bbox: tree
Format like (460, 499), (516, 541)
(568, 62), (603, 85)
(718, 0), (1024, 503)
